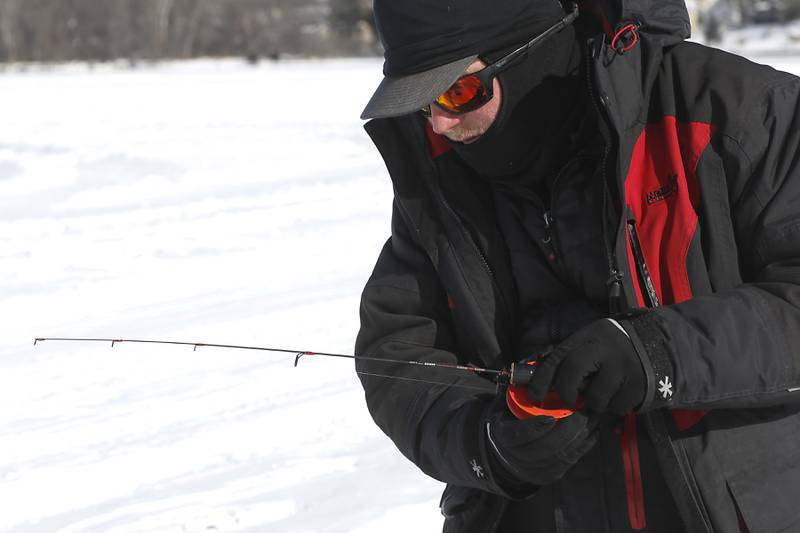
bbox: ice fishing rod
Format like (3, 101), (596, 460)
(33, 337), (576, 419)
(33, 336), (507, 392)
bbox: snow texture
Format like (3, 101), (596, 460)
(0, 58), (443, 533)
(2, 51), (798, 532)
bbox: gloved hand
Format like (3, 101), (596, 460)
(485, 403), (600, 490)
(528, 318), (646, 415)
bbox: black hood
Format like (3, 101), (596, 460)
(583, 0), (690, 135)
(621, 0), (691, 43)
(583, 0), (690, 43)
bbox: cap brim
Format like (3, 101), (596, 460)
(361, 55), (478, 120)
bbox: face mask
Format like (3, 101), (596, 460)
(450, 23), (584, 182)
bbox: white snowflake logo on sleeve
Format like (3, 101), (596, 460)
(658, 376), (673, 399)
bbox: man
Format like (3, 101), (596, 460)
(355, 0), (800, 531)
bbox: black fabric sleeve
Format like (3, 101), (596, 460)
(355, 202), (510, 494)
(627, 74), (800, 410)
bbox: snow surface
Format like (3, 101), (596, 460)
(0, 58), (443, 533)
(2, 52), (799, 532)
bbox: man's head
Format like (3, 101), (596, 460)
(361, 0), (577, 124)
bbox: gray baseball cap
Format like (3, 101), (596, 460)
(360, 55), (477, 120)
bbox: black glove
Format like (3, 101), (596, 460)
(485, 403), (600, 490)
(528, 318), (646, 415)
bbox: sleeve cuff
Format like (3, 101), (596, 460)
(617, 312), (676, 411)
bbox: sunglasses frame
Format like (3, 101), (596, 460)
(421, 2), (580, 117)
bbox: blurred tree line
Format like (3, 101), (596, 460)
(695, 0), (800, 42)
(0, 0), (377, 63)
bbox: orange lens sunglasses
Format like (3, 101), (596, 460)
(421, 2), (579, 117)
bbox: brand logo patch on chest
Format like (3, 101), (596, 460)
(645, 174), (678, 205)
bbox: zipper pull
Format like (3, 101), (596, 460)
(607, 270), (623, 295)
(543, 211), (553, 243)
(607, 270), (624, 314)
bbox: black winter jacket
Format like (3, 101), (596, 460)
(356, 1), (800, 531)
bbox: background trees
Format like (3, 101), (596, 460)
(2, 1), (799, 64)
(0, 0), (379, 63)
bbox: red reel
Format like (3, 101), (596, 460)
(505, 360), (581, 420)
(506, 386), (576, 420)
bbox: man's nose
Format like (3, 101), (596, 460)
(429, 105), (462, 134)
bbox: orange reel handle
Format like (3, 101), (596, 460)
(505, 361), (582, 420)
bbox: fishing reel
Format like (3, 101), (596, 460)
(503, 360), (582, 420)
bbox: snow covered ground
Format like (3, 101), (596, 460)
(2, 51), (799, 532)
(0, 58), (444, 533)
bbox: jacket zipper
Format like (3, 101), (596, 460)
(622, 219), (662, 531)
(586, 39), (625, 315)
(587, 36), (648, 531)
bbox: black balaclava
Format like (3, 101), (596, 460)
(449, 17), (586, 183)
